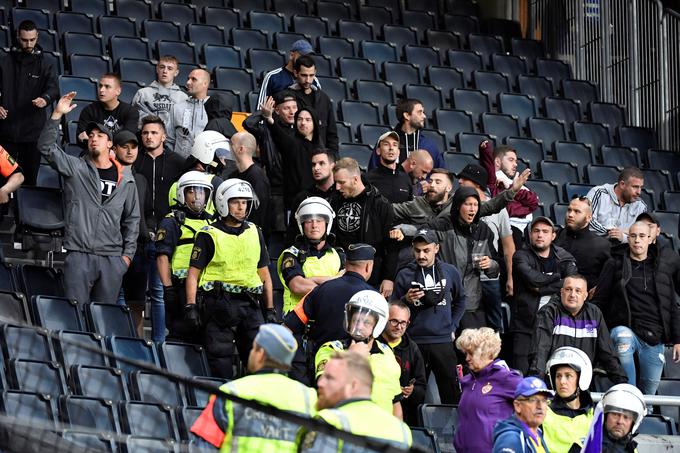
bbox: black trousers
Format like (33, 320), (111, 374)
(416, 341), (460, 404)
(512, 332), (533, 375)
(2, 141), (39, 186)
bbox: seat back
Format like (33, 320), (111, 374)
(31, 296), (83, 332)
(0, 291), (30, 325)
(120, 401), (178, 440)
(9, 359), (67, 396)
(158, 342), (211, 377)
(57, 330), (109, 369)
(130, 371), (186, 406)
(418, 404), (458, 453)
(85, 302), (136, 337)
(108, 336), (159, 373)
(2, 324), (53, 362)
(59, 395), (119, 432)
(71, 365), (129, 401)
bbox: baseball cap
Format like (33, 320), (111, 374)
(86, 122), (112, 141)
(273, 89), (297, 106)
(514, 376), (555, 399)
(530, 216), (555, 230)
(636, 212), (659, 225)
(290, 39), (314, 55)
(346, 243), (376, 262)
(376, 131), (400, 146)
(457, 164), (488, 191)
(254, 324), (298, 367)
(413, 228), (438, 245)
(113, 130), (138, 147)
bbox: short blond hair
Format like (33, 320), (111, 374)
(330, 350), (373, 388)
(455, 327), (502, 361)
(333, 157), (361, 177)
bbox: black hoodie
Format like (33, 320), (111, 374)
(203, 93), (238, 138)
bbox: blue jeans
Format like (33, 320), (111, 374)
(610, 325), (664, 395)
(146, 242), (165, 342)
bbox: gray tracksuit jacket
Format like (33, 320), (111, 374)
(38, 118), (140, 258)
(131, 80), (188, 129)
(166, 96), (209, 158)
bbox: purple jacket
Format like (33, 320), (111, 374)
(454, 359), (523, 452)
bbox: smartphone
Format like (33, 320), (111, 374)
(410, 282), (421, 290)
(408, 378), (416, 385)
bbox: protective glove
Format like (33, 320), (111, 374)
(184, 304), (201, 331)
(263, 307), (278, 324)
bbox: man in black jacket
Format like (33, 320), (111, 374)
(381, 301), (427, 426)
(512, 216), (578, 374)
(592, 221), (680, 395)
(288, 55), (338, 153)
(331, 157), (397, 297)
(367, 131), (413, 203)
(555, 196), (611, 292)
(0, 20), (58, 185)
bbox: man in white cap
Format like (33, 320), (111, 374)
(192, 323), (317, 452)
(367, 131), (413, 203)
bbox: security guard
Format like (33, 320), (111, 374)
(278, 196), (344, 315)
(283, 243), (376, 385)
(191, 323), (317, 452)
(299, 351), (412, 452)
(315, 290), (402, 416)
(156, 171), (213, 342)
(185, 178), (276, 378)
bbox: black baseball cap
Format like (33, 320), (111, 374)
(530, 216), (556, 230)
(85, 122), (112, 141)
(413, 228), (438, 244)
(636, 212), (659, 225)
(346, 243), (376, 261)
(113, 130), (138, 147)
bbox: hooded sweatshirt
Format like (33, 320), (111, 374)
(368, 125), (446, 170)
(131, 80), (188, 129)
(203, 93), (238, 138)
(166, 96), (209, 158)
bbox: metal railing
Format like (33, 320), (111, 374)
(527, 0), (680, 150)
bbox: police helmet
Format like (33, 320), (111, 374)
(176, 171), (213, 214)
(214, 178), (259, 219)
(343, 290), (388, 341)
(191, 130), (231, 166)
(546, 346), (593, 392)
(602, 383), (646, 435)
(294, 197), (335, 236)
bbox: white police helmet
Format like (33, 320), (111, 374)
(214, 178), (259, 219)
(294, 197), (335, 236)
(546, 346), (593, 392)
(175, 171), (213, 213)
(602, 383), (646, 435)
(191, 130), (231, 166)
(344, 290), (388, 340)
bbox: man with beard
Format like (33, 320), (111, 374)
(39, 91), (140, 305)
(512, 217), (577, 374)
(555, 196), (611, 291)
(401, 149), (433, 197)
(367, 131), (412, 203)
(166, 68), (210, 157)
(586, 167), (647, 243)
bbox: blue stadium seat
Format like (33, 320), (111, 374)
(233, 0), (267, 11)
(336, 121), (353, 143)
(573, 121), (611, 158)
(55, 11), (95, 35)
(518, 75), (554, 107)
(119, 401), (179, 441)
(58, 395), (120, 433)
(562, 79), (599, 114)
(69, 54), (112, 79)
(382, 24), (418, 52)
(129, 370), (186, 406)
(158, 1), (197, 23)
(338, 19), (374, 51)
(404, 45), (441, 78)
(360, 40), (398, 68)
(584, 164), (620, 186)
(511, 38), (544, 73)
(648, 149), (680, 178)
(618, 126), (657, 165)
(469, 33), (503, 69)
(539, 160), (581, 186)
(230, 27), (268, 49)
(544, 97), (581, 134)
(56, 330), (108, 369)
(354, 79), (395, 110)
(85, 302), (136, 337)
(384, 103), (398, 125)
(35, 163), (63, 188)
(447, 49), (483, 87)
(31, 295), (84, 332)
(0, 292), (30, 325)
(643, 169), (673, 199)
(36, 28), (58, 52)
(473, 70), (509, 107)
(445, 152), (478, 174)
(590, 102), (626, 141)
(499, 93), (536, 132)
(70, 365), (129, 400)
(426, 29), (460, 61)
(156, 40), (197, 65)
(358, 124), (390, 146)
(188, 23), (226, 51)
(505, 136), (547, 174)
(203, 44), (241, 71)
(70, 0), (108, 16)
(59, 76), (97, 101)
(601, 145), (641, 168)
(421, 128), (448, 154)
(42, 50), (64, 76)
(485, 17), (522, 50)
(551, 202), (569, 226)
(186, 377), (227, 408)
(203, 6), (241, 28)
(419, 404), (458, 453)
(16, 264), (65, 301)
(338, 143), (372, 170)
(292, 14), (330, 37)
(339, 100), (381, 134)
(99, 16), (137, 42)
(481, 112), (520, 142)
(8, 359), (67, 396)
(213, 67), (254, 93)
(492, 53), (528, 89)
(554, 141), (594, 178)
(1, 324), (53, 362)
(525, 179), (560, 208)
(24, 0), (62, 11)
(528, 117), (567, 152)
(360, 5), (393, 29)
(662, 191), (680, 212)
(444, 13), (479, 47)
(452, 88), (490, 124)
(427, 66), (464, 102)
(248, 10), (286, 36)
(382, 61), (420, 95)
(0, 391), (56, 429)
(142, 19), (181, 43)
(159, 342), (211, 377)
(317, 1), (351, 35)
(63, 32), (103, 58)
(652, 211), (679, 240)
(318, 35), (355, 60)
(456, 132), (493, 155)
(272, 0), (307, 24)
(119, 80), (144, 104)
(401, 9), (435, 42)
(404, 84), (443, 115)
(108, 336), (159, 373)
(337, 57), (375, 87)
(247, 48), (285, 79)
(310, 53), (335, 76)
(115, 0), (153, 24)
(12, 8), (51, 30)
(435, 109), (474, 146)
(123, 436), (178, 452)
(177, 406), (206, 441)
(317, 76), (349, 104)
(639, 415), (677, 435)
(536, 58), (572, 94)
(14, 186), (65, 253)
(273, 31), (306, 51)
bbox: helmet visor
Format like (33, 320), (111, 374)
(345, 306), (379, 341)
(184, 186), (209, 213)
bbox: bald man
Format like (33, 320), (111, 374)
(228, 131), (271, 235)
(167, 68), (211, 157)
(402, 149), (434, 197)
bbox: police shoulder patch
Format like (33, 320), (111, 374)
(285, 246), (300, 257)
(282, 256), (295, 269)
(191, 247), (202, 260)
(200, 226), (211, 231)
(156, 228), (166, 241)
(316, 359), (327, 373)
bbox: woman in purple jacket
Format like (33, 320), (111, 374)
(454, 328), (523, 452)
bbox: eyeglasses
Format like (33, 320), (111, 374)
(570, 195), (592, 205)
(388, 319), (409, 328)
(517, 396), (550, 406)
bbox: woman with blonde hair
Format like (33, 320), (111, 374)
(454, 327), (522, 452)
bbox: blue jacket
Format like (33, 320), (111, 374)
(493, 415), (551, 453)
(392, 258), (467, 343)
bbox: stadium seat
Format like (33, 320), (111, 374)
(230, 27), (268, 50)
(109, 36), (151, 64)
(156, 40), (197, 65)
(485, 17), (522, 50)
(539, 161), (581, 186)
(544, 97), (581, 134)
(8, 359), (67, 396)
(427, 66), (465, 102)
(177, 406), (204, 441)
(317, 76), (349, 104)
(187, 24), (226, 51)
(339, 100), (381, 134)
(120, 401), (179, 440)
(404, 84), (443, 115)
(456, 132), (493, 155)
(119, 80), (144, 104)
(69, 54), (112, 79)
(42, 50), (64, 76)
(203, 6), (241, 28)
(447, 49), (484, 87)
(648, 149), (680, 178)
(601, 145), (641, 168)
(473, 70), (509, 107)
(70, 0), (108, 16)
(536, 58), (572, 93)
(354, 79), (395, 111)
(359, 5), (393, 29)
(1, 324), (53, 362)
(382, 61), (420, 95)
(653, 211), (679, 240)
(232, 0), (267, 11)
(59, 395), (120, 433)
(434, 109), (474, 146)
(590, 102), (627, 140)
(528, 117), (567, 153)
(426, 29), (460, 61)
(510, 38), (545, 73)
(339, 143), (372, 170)
(662, 191), (680, 212)
(273, 31), (306, 52)
(12, 8), (51, 31)
(317, 1), (351, 35)
(55, 11), (95, 36)
(358, 124), (390, 146)
(58, 76), (96, 101)
(31, 296), (83, 332)
(108, 336), (159, 373)
(115, 0), (153, 24)
(99, 16), (137, 42)
(15, 264), (65, 301)
(418, 404), (458, 453)
(318, 36), (355, 61)
(452, 88), (490, 124)
(421, 129), (448, 153)
(24, 0), (62, 11)
(551, 203), (569, 226)
(247, 48), (285, 79)
(336, 121), (353, 144)
(618, 125), (657, 165)
(272, 0), (308, 23)
(491, 53), (528, 89)
(0, 391), (56, 429)
(561, 79), (599, 114)
(187, 377), (227, 408)
(123, 436), (177, 452)
(203, 45), (241, 71)
(117, 57), (156, 83)
(404, 45), (441, 78)
(584, 164), (621, 186)
(62, 431), (116, 451)
(643, 169), (673, 198)
(292, 15), (330, 37)
(639, 415), (677, 435)
(657, 378), (680, 423)
(525, 179), (561, 207)
(129, 371), (186, 406)
(213, 67), (254, 93)
(469, 33), (503, 69)
(310, 54), (335, 76)
(159, 1), (197, 23)
(554, 141), (595, 175)
(63, 32), (103, 59)
(142, 19), (181, 43)
(85, 302), (136, 337)
(36, 28), (58, 52)
(499, 93), (537, 132)
(56, 330), (108, 369)
(444, 152), (478, 174)
(338, 20), (375, 51)
(518, 75), (554, 107)
(402, 9), (436, 42)
(360, 40), (398, 68)
(70, 365), (129, 401)
(481, 113), (520, 142)
(0, 291), (30, 325)
(382, 24), (418, 53)
(248, 10), (286, 37)
(573, 121), (612, 157)
(159, 342), (211, 377)
(337, 57), (375, 87)
(444, 13), (479, 47)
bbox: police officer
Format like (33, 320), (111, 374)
(299, 351), (412, 452)
(600, 384), (646, 453)
(315, 290), (402, 416)
(283, 243), (376, 384)
(185, 178), (276, 378)
(278, 196), (344, 315)
(156, 171), (212, 342)
(191, 324), (317, 452)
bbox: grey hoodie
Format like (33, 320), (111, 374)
(131, 80), (188, 129)
(38, 119), (140, 258)
(166, 96), (209, 158)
